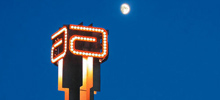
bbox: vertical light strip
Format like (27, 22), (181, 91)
(80, 57), (94, 100)
(81, 57), (88, 91)
(80, 57), (87, 100)
(87, 57), (93, 100)
(58, 59), (69, 100)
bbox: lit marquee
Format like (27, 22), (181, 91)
(51, 25), (108, 64)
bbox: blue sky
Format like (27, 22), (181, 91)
(1, 0), (220, 100)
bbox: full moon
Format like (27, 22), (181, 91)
(121, 3), (130, 15)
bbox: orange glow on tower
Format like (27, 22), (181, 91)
(80, 57), (93, 100)
(58, 59), (69, 100)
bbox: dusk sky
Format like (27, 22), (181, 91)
(1, 0), (220, 100)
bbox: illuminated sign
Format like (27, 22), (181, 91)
(51, 25), (108, 63)
(51, 24), (108, 100)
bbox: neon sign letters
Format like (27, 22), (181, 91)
(51, 25), (108, 63)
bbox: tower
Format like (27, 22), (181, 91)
(51, 23), (109, 100)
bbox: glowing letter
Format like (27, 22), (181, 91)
(69, 25), (108, 58)
(51, 26), (68, 63)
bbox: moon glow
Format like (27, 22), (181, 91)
(121, 3), (130, 15)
